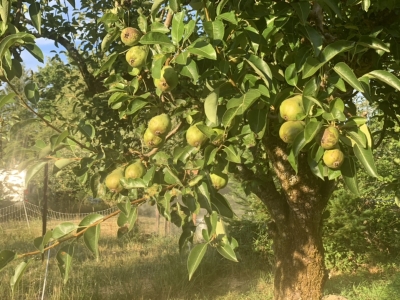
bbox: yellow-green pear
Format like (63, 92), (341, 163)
(125, 46), (147, 68)
(125, 161), (146, 179)
(186, 124), (207, 147)
(210, 172), (228, 190)
(144, 128), (163, 148)
(154, 66), (179, 92)
(105, 169), (124, 192)
(279, 95), (304, 121)
(148, 113), (171, 136)
(120, 27), (142, 46)
(323, 148), (344, 169)
(279, 121), (305, 144)
(320, 126), (340, 149)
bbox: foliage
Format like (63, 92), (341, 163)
(1, 0), (400, 298)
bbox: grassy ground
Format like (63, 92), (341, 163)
(0, 219), (399, 300)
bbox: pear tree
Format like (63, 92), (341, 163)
(1, 1), (400, 299)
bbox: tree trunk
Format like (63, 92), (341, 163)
(242, 135), (335, 300)
(271, 210), (327, 299)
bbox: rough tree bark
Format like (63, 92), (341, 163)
(245, 135), (335, 300)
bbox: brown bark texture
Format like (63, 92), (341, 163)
(248, 135), (335, 300)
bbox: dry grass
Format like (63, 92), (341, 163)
(1, 218), (400, 300)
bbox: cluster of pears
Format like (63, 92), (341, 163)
(105, 160), (146, 193)
(121, 27), (147, 68)
(154, 66), (179, 92)
(279, 95), (305, 143)
(319, 126), (344, 169)
(144, 114), (172, 148)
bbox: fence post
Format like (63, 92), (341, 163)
(42, 163), (49, 262)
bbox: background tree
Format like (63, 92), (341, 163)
(1, 1), (400, 300)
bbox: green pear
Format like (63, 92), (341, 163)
(148, 113), (171, 136)
(279, 121), (305, 144)
(320, 126), (340, 149)
(154, 66), (179, 92)
(120, 27), (142, 46)
(186, 124), (207, 147)
(144, 128), (163, 148)
(210, 172), (228, 190)
(323, 148), (344, 169)
(125, 161), (146, 179)
(125, 46), (147, 68)
(279, 95), (304, 121)
(105, 169), (124, 192)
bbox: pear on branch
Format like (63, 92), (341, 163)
(120, 27), (142, 46)
(323, 148), (344, 169)
(279, 121), (305, 144)
(125, 46), (147, 68)
(144, 128), (164, 148)
(125, 161), (146, 179)
(279, 95), (304, 121)
(148, 113), (171, 136)
(186, 124), (208, 147)
(105, 168), (124, 193)
(154, 66), (179, 92)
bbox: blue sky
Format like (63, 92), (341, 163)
(20, 0), (81, 72)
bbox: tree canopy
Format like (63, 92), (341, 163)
(1, 1), (400, 299)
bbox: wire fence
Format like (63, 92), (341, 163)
(0, 201), (180, 236)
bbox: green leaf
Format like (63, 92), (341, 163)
(187, 243), (207, 280)
(79, 213), (104, 227)
(217, 241), (238, 262)
(0, 250), (16, 271)
(211, 193), (234, 218)
(151, 0), (166, 20)
(120, 177), (147, 189)
(333, 62), (364, 92)
(25, 161), (47, 188)
(29, 3), (41, 34)
(302, 57), (322, 78)
(163, 167), (183, 185)
(248, 108), (267, 139)
(79, 123), (95, 139)
(319, 0), (342, 18)
(362, 0), (370, 12)
(226, 89), (261, 115)
(171, 11), (184, 45)
(23, 43), (44, 63)
(183, 20), (196, 43)
(216, 0), (229, 15)
(169, 0), (180, 12)
(84, 225), (101, 261)
(347, 130), (366, 148)
(180, 58), (199, 81)
(10, 260), (31, 294)
(203, 20), (225, 42)
(223, 145), (241, 164)
(342, 116), (367, 128)
(0, 93), (15, 110)
(292, 131), (307, 157)
(246, 54), (273, 81)
(304, 119), (322, 144)
(101, 28), (119, 52)
(33, 230), (52, 253)
(0, 0), (10, 32)
(188, 41), (217, 60)
(56, 243), (75, 284)
(126, 99), (148, 115)
(24, 82), (39, 105)
(285, 63), (298, 86)
(52, 222), (78, 240)
(319, 40), (354, 63)
(292, 2), (310, 25)
(0, 33), (35, 60)
(140, 32), (173, 45)
(367, 70), (400, 92)
(341, 157), (359, 196)
(358, 36), (390, 52)
(93, 52), (117, 77)
(216, 12), (238, 25)
(353, 144), (379, 177)
(304, 24), (323, 56)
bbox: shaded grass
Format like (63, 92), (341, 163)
(1, 220), (400, 299)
